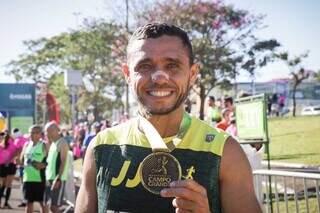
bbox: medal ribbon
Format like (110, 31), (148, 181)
(139, 111), (191, 152)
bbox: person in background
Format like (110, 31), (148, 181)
(225, 114), (237, 136)
(271, 93), (279, 117)
(71, 134), (83, 160)
(12, 128), (28, 208)
(61, 127), (73, 145)
(205, 96), (221, 126)
(215, 108), (231, 131)
(44, 122), (69, 213)
(20, 125), (47, 213)
(0, 131), (18, 209)
(278, 94), (285, 116)
(82, 122), (102, 157)
(224, 96), (235, 113)
(101, 119), (111, 130)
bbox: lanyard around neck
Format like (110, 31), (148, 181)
(139, 111), (191, 152)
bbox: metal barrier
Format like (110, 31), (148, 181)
(253, 169), (320, 213)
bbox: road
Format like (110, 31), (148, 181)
(0, 179), (75, 213)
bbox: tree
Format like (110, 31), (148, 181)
(135, 0), (279, 119)
(6, 21), (127, 124)
(277, 52), (310, 116)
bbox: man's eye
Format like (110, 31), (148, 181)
(138, 64), (153, 71)
(167, 63), (179, 70)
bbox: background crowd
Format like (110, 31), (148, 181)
(0, 94), (270, 211)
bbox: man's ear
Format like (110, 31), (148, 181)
(122, 63), (130, 83)
(189, 63), (199, 85)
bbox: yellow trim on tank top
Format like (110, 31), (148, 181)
(93, 116), (228, 156)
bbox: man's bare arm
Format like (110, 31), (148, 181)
(57, 141), (69, 178)
(220, 137), (262, 213)
(75, 139), (97, 213)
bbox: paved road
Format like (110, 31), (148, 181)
(1, 179), (25, 213)
(0, 179), (75, 213)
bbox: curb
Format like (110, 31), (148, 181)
(262, 160), (320, 170)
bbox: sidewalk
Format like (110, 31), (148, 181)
(0, 179), (25, 213)
(0, 179), (75, 213)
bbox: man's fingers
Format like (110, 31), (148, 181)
(170, 180), (207, 196)
(161, 187), (206, 208)
(175, 208), (192, 213)
(172, 198), (194, 210)
(161, 180), (209, 211)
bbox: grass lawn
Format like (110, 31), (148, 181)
(267, 115), (320, 166)
(263, 197), (319, 213)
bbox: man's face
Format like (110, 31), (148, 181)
(123, 35), (198, 115)
(45, 127), (55, 142)
(207, 98), (214, 106)
(30, 128), (42, 142)
(225, 101), (232, 108)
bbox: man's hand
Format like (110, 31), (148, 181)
(160, 180), (210, 213)
(31, 161), (46, 170)
(51, 177), (61, 190)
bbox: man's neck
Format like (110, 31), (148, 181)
(143, 107), (185, 138)
(52, 135), (61, 143)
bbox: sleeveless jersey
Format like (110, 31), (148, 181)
(94, 114), (229, 213)
(23, 141), (46, 182)
(46, 138), (69, 181)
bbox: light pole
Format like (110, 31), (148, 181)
(64, 70), (83, 128)
(125, 0), (130, 115)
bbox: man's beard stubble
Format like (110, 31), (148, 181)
(134, 81), (191, 118)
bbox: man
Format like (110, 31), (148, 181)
(76, 23), (261, 213)
(20, 125), (47, 213)
(44, 122), (69, 213)
(82, 122), (102, 156)
(224, 96), (234, 113)
(205, 96), (221, 126)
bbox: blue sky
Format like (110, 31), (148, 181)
(1, 0), (319, 83)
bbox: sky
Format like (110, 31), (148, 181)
(0, 0), (319, 83)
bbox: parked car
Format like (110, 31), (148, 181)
(301, 105), (320, 115)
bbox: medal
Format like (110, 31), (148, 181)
(140, 152), (181, 194)
(139, 112), (191, 194)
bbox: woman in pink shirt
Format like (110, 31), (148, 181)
(0, 131), (18, 209)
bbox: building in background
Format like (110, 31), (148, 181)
(0, 84), (36, 133)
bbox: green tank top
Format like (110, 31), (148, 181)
(93, 113), (229, 213)
(46, 138), (69, 181)
(23, 141), (46, 182)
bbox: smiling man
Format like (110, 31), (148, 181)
(75, 23), (261, 213)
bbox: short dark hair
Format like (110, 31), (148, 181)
(224, 97), (233, 105)
(128, 23), (194, 65)
(209, 96), (215, 102)
(29, 125), (43, 133)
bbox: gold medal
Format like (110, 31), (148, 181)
(140, 152), (181, 194)
(138, 112), (191, 194)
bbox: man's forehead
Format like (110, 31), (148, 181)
(127, 36), (188, 63)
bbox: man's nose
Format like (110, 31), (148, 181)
(151, 70), (169, 83)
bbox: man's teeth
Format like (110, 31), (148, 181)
(149, 91), (171, 97)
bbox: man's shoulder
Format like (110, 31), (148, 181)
(56, 137), (69, 149)
(182, 115), (230, 156)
